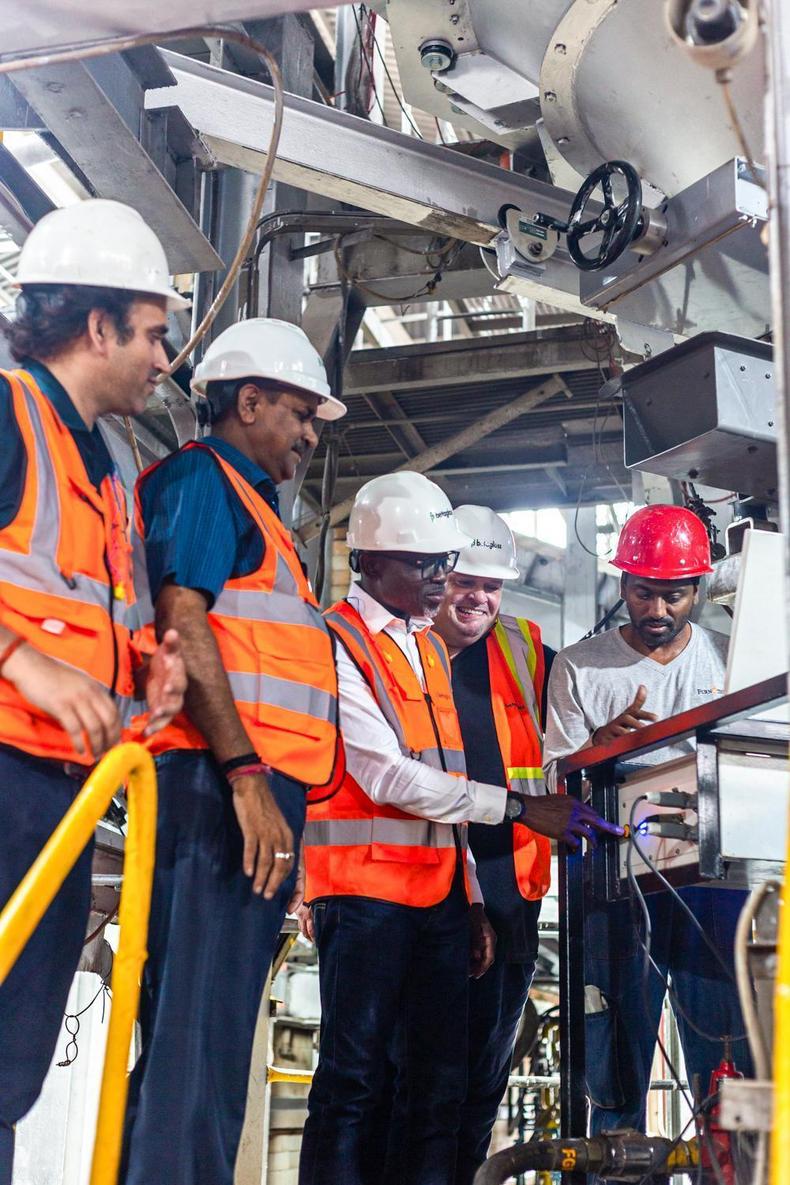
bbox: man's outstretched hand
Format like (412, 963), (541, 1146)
(516, 795), (623, 851)
(591, 685), (657, 749)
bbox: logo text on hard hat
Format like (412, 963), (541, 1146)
(429, 509), (453, 521)
(471, 537), (503, 551)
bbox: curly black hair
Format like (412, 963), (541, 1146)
(4, 284), (139, 363)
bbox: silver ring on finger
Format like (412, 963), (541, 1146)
(274, 850), (294, 861)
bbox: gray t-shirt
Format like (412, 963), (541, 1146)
(543, 624), (729, 788)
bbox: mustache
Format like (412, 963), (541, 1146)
(640, 618), (673, 629)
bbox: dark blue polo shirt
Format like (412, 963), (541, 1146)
(137, 436), (279, 608)
(0, 358), (115, 527)
(453, 631), (555, 961)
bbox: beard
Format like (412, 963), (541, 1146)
(635, 616), (686, 649)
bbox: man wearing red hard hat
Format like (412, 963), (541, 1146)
(543, 504), (752, 1142)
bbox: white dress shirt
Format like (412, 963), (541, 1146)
(336, 585), (509, 903)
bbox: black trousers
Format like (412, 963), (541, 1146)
(300, 876), (471, 1185)
(120, 751), (304, 1185)
(0, 747), (93, 1185)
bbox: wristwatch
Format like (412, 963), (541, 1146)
(505, 793), (526, 822)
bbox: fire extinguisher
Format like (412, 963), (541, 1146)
(697, 1039), (742, 1185)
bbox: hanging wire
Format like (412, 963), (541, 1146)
(333, 233), (464, 307)
(57, 972), (112, 1067)
(347, 4), (388, 125)
(717, 71), (764, 188)
(123, 416), (145, 472)
(358, 3), (425, 140)
(0, 24), (287, 473)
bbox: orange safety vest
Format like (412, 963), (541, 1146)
(130, 442), (339, 786)
(0, 368), (136, 764)
(304, 598), (470, 908)
(487, 616), (551, 900)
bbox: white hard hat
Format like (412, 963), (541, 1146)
(453, 505), (520, 580)
(347, 472), (472, 553)
(17, 199), (189, 311)
(191, 318), (346, 421)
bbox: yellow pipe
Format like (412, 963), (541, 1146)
(267, 1066), (314, 1085)
(0, 742), (157, 1185)
(770, 803), (790, 1185)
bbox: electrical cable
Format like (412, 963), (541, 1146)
(572, 474), (600, 558)
(718, 74), (763, 188)
(478, 246), (500, 280)
(0, 24), (286, 473)
(627, 802), (746, 1048)
(334, 233), (464, 305)
(626, 797), (697, 1116)
(82, 906), (119, 948)
(358, 4), (424, 140)
(734, 880), (776, 1082)
(629, 823), (743, 991)
(56, 970), (112, 1067)
(633, 1092), (718, 1185)
(348, 3), (388, 126)
(122, 416), (145, 473)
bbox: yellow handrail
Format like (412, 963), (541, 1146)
(0, 742), (157, 1185)
(770, 800), (790, 1185)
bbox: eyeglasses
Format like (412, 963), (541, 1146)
(379, 551), (460, 581)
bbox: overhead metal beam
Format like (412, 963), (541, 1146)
(0, 78), (39, 129)
(1, 3), (337, 60)
(341, 397), (607, 433)
(365, 390), (429, 459)
(12, 59), (221, 274)
(149, 50), (577, 247)
(298, 374), (569, 540)
(328, 458), (569, 483)
(343, 326), (598, 395)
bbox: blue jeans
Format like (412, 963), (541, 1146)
(300, 877), (470, 1185)
(455, 900), (540, 1185)
(0, 747), (93, 1185)
(120, 751), (304, 1185)
(585, 886), (753, 1134)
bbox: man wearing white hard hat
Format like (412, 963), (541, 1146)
(432, 506), (558, 1184)
(0, 199), (187, 1185)
(298, 477), (614, 1185)
(122, 317), (343, 1185)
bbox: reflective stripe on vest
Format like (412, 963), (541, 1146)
(494, 617), (544, 780)
(304, 599), (468, 907)
(487, 617), (550, 900)
(130, 443), (338, 784)
(304, 817), (464, 850)
(0, 370), (135, 763)
(0, 376), (131, 621)
(507, 766), (546, 796)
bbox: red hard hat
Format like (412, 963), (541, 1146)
(612, 505), (713, 580)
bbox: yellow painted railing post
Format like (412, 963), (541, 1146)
(0, 741), (157, 1185)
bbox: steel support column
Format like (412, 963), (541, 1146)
(248, 15), (315, 323)
(767, 0), (790, 680)
(562, 506), (597, 646)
